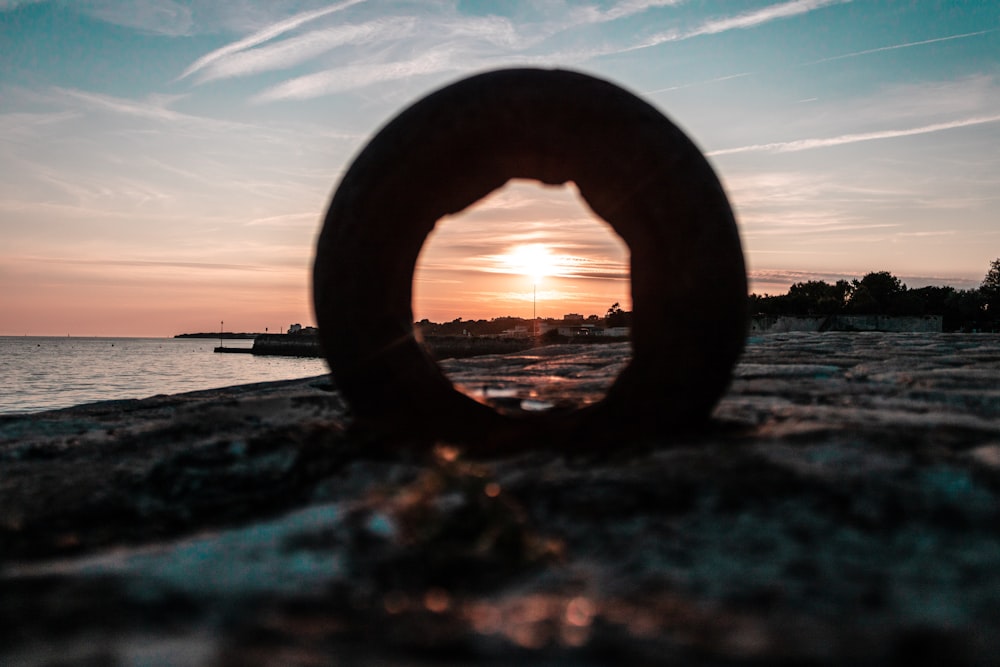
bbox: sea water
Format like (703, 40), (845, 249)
(0, 336), (328, 415)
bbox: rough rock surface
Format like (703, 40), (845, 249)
(2, 333), (1000, 666)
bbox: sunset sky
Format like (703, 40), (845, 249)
(2, 1), (998, 336)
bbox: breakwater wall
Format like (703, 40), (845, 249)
(750, 314), (942, 334)
(228, 333), (539, 360)
(251, 334), (324, 358)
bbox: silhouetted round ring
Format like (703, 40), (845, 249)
(314, 68), (747, 446)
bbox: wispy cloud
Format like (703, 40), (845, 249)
(0, 110), (78, 138)
(747, 222), (900, 236)
(709, 113), (1000, 155)
(644, 32), (995, 104)
(56, 88), (187, 123)
(176, 0), (368, 81)
(686, 0), (847, 37)
(177, 0), (806, 104)
(724, 171), (914, 208)
(49, 87), (265, 135)
(433, 15), (522, 47)
(252, 46), (464, 103)
(645, 71), (752, 94)
(191, 17), (418, 83)
(78, 0), (194, 37)
(243, 212), (317, 229)
(634, 0), (848, 49)
(801, 29), (995, 66)
(32, 256), (272, 272)
(749, 267), (858, 285)
(178, 3), (536, 100)
(573, 0), (684, 24)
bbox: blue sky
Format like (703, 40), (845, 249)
(1, 0), (998, 335)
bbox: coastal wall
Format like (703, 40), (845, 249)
(837, 314), (943, 332)
(750, 314), (943, 334)
(251, 333), (323, 357)
(248, 333), (539, 360)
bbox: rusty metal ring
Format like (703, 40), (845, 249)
(314, 68), (747, 447)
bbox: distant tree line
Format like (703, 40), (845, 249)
(417, 260), (1000, 335)
(416, 302), (634, 338)
(750, 259), (1000, 332)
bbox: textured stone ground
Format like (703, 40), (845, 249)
(2, 333), (999, 666)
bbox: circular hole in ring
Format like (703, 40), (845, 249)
(313, 68), (747, 446)
(413, 179), (633, 415)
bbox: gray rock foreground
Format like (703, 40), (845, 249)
(2, 333), (1000, 666)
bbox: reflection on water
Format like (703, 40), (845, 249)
(0, 336), (328, 414)
(439, 342), (632, 414)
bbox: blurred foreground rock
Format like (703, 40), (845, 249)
(2, 333), (1000, 666)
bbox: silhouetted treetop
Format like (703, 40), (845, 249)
(983, 258), (1000, 293)
(606, 302), (631, 327)
(848, 271), (905, 314)
(787, 280), (851, 315)
(982, 258), (1000, 317)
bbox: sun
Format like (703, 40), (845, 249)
(504, 243), (558, 281)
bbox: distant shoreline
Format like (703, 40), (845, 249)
(175, 332), (257, 340)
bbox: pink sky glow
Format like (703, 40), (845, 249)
(2, 2), (996, 336)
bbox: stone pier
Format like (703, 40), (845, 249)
(2, 333), (999, 665)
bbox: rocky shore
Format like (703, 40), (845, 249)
(2, 333), (1000, 665)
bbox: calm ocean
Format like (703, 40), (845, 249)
(0, 336), (329, 415)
